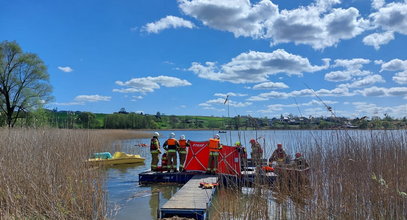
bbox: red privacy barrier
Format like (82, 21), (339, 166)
(184, 141), (241, 175)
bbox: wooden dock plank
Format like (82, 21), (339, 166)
(161, 175), (218, 211)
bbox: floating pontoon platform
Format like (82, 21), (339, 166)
(159, 175), (218, 220)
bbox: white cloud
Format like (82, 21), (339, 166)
(113, 75), (192, 94)
(58, 66), (73, 73)
(142, 15), (196, 33)
(248, 86), (353, 101)
(381, 59), (407, 72)
(324, 70), (352, 82)
(374, 60), (384, 65)
(199, 93), (252, 110)
(372, 0), (385, 10)
(201, 98), (252, 107)
(333, 58), (371, 70)
(370, 2), (407, 35)
(259, 99), (337, 113)
(74, 95), (111, 102)
(357, 86), (407, 97)
(131, 95), (144, 101)
(393, 71), (407, 84)
(325, 58), (371, 82)
(178, 0), (367, 49)
(363, 31), (394, 50)
(252, 81), (289, 90)
(179, 0), (278, 38)
(53, 95), (111, 106)
(189, 49), (329, 83)
(269, 6), (367, 49)
(352, 102), (407, 118)
(339, 74), (385, 88)
(213, 92), (248, 97)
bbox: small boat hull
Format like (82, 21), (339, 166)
(88, 152), (145, 165)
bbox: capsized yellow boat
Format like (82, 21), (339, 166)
(88, 152), (145, 165)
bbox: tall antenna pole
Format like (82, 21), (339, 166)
(224, 95), (232, 145)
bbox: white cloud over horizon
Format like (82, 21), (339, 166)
(113, 75), (192, 94)
(142, 15), (196, 33)
(189, 49), (329, 83)
(54, 95), (111, 106)
(57, 66), (73, 72)
(74, 95), (111, 102)
(252, 81), (289, 90)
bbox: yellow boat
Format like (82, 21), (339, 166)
(88, 152), (145, 165)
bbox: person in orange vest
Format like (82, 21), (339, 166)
(177, 135), (190, 172)
(150, 132), (161, 171)
(207, 134), (222, 174)
(163, 132), (180, 172)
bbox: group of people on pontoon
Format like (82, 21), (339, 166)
(150, 132), (308, 174)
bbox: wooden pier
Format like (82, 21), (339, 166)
(159, 175), (218, 220)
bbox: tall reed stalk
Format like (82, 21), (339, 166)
(210, 130), (407, 219)
(0, 128), (149, 219)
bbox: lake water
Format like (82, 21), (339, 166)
(104, 129), (397, 220)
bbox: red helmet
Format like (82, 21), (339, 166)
(277, 143), (283, 148)
(250, 139), (256, 144)
(295, 152), (301, 158)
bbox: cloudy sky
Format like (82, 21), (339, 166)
(2, 0), (407, 118)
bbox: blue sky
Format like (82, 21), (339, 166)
(2, 0), (407, 118)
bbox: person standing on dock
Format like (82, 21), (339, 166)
(177, 135), (190, 172)
(250, 139), (263, 167)
(207, 134), (222, 174)
(235, 141), (247, 169)
(269, 143), (287, 166)
(163, 132), (180, 172)
(150, 132), (161, 171)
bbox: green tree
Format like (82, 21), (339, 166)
(0, 41), (52, 127)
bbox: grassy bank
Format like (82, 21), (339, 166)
(0, 129), (150, 219)
(210, 130), (407, 219)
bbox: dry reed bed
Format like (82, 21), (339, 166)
(210, 130), (407, 219)
(0, 129), (149, 219)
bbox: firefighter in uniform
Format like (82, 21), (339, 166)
(250, 139), (263, 167)
(177, 135), (190, 172)
(207, 134), (222, 174)
(150, 132), (161, 171)
(163, 132), (180, 172)
(269, 143), (287, 166)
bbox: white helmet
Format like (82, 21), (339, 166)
(180, 135), (186, 140)
(154, 132), (160, 137)
(169, 132), (175, 138)
(214, 134), (220, 139)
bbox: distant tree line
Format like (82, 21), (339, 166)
(2, 108), (407, 130)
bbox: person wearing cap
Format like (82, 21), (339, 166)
(294, 152), (309, 169)
(150, 132), (161, 171)
(177, 135), (190, 172)
(207, 134), (222, 174)
(269, 143), (287, 165)
(163, 132), (180, 172)
(250, 139), (263, 167)
(235, 141), (247, 169)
